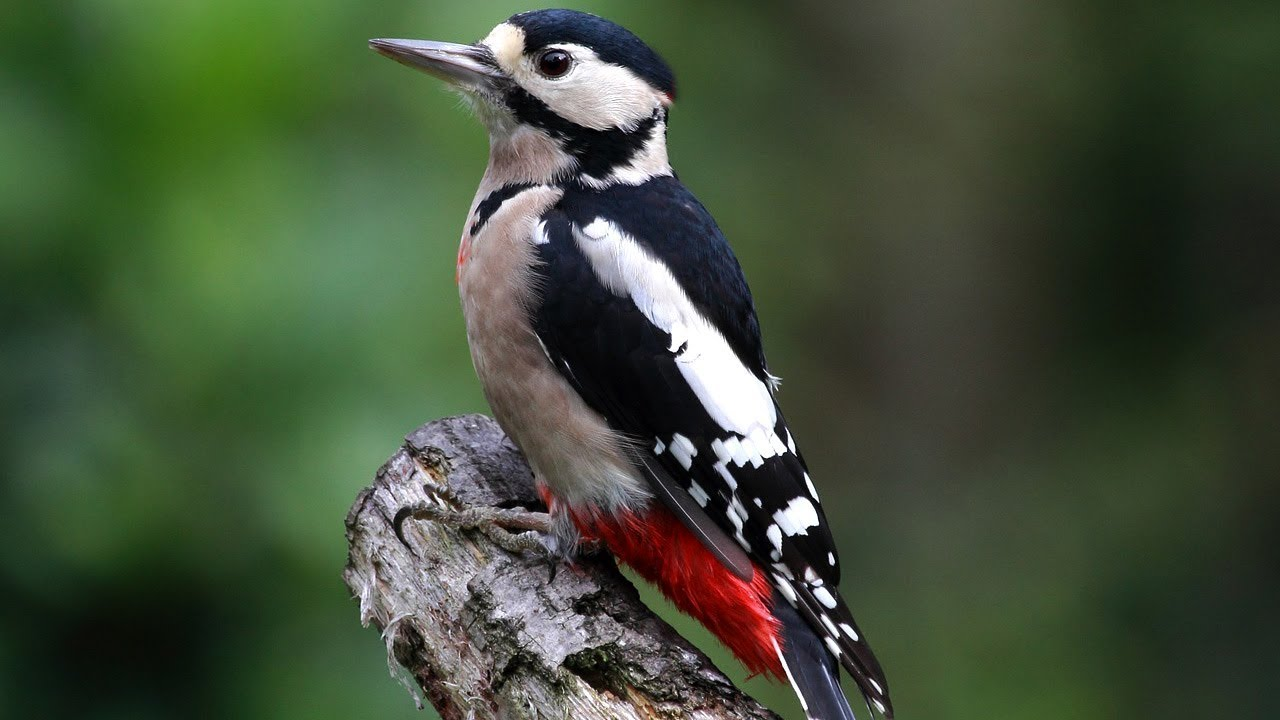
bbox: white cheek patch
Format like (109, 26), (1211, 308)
(513, 44), (664, 131)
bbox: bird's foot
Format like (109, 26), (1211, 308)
(393, 495), (606, 585)
(394, 502), (555, 555)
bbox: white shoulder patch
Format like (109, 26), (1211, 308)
(571, 218), (777, 438)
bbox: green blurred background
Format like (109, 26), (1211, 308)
(3, 0), (1277, 718)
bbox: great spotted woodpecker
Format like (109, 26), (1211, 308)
(371, 10), (892, 720)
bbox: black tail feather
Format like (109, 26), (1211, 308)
(775, 593), (858, 720)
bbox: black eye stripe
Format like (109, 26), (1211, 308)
(537, 49), (572, 77)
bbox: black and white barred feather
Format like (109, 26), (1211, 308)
(524, 175), (892, 718)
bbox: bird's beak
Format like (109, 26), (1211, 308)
(369, 39), (505, 93)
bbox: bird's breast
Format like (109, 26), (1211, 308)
(456, 181), (650, 518)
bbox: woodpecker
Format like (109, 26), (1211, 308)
(371, 10), (892, 720)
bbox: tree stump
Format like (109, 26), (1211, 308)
(343, 414), (780, 720)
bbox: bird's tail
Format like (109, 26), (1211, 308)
(774, 592), (860, 720)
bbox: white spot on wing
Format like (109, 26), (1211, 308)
(773, 576), (798, 606)
(688, 480), (709, 508)
(723, 436), (748, 466)
(725, 497), (746, 547)
(803, 472), (819, 500)
(766, 524), (783, 552)
(840, 622), (859, 642)
(773, 497), (820, 537)
(814, 587), (837, 609)
(712, 462), (737, 492)
(819, 613), (839, 637)
(710, 438), (729, 464)
(668, 433), (696, 471)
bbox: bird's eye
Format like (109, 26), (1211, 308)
(537, 49), (572, 78)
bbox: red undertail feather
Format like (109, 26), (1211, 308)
(568, 500), (783, 678)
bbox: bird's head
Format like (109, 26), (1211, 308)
(371, 9), (676, 185)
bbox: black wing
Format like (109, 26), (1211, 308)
(531, 176), (891, 717)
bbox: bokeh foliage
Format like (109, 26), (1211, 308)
(2, 0), (1277, 718)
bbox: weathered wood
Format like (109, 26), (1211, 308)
(343, 414), (780, 720)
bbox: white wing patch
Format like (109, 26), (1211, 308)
(773, 497), (820, 537)
(573, 218), (778, 441)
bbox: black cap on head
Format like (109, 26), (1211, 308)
(508, 9), (676, 99)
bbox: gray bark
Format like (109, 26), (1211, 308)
(343, 414), (780, 720)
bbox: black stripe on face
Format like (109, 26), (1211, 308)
(471, 182), (536, 235)
(504, 86), (661, 180)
